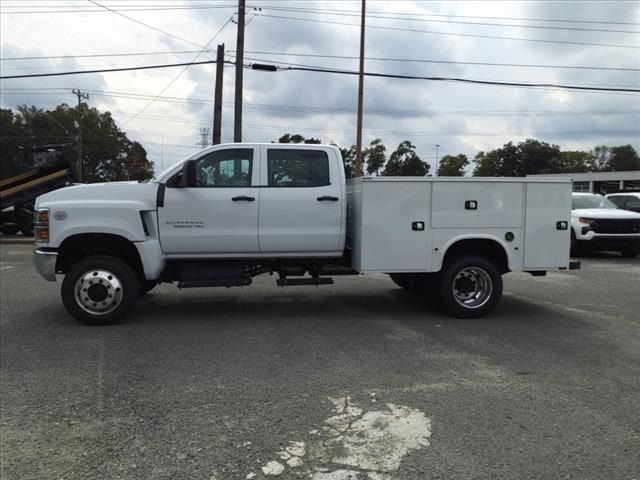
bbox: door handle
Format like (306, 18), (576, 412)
(317, 196), (339, 202)
(231, 195), (255, 202)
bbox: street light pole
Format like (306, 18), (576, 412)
(435, 144), (440, 176)
(354, 0), (366, 177)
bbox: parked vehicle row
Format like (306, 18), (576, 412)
(570, 193), (640, 257)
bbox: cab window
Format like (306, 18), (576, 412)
(194, 149), (253, 187)
(267, 149), (330, 187)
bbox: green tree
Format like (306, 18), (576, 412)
(338, 144), (363, 178)
(364, 138), (386, 175)
(556, 151), (595, 173)
(437, 154), (468, 176)
(382, 141), (429, 176)
(472, 139), (560, 176)
(608, 145), (640, 171)
(1, 104), (153, 182)
(0, 108), (29, 179)
(277, 133), (321, 144)
(520, 139), (560, 175)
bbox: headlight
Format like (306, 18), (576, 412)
(34, 208), (50, 243)
(578, 217), (592, 225)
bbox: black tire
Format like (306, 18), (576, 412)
(17, 207), (34, 237)
(1, 225), (20, 235)
(140, 280), (158, 295)
(619, 249), (639, 258)
(61, 255), (139, 325)
(570, 229), (581, 257)
(438, 255), (503, 319)
(389, 273), (427, 292)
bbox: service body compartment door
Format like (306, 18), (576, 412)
(258, 146), (344, 254)
(158, 147), (260, 254)
(431, 182), (523, 228)
(355, 180), (431, 272)
(524, 182), (572, 269)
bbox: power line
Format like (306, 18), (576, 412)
(0, 60), (215, 79)
(120, 16), (233, 127)
(1, 50), (205, 61)
(86, 0), (215, 51)
(1, 4), (236, 15)
(241, 57), (640, 90)
(246, 4), (640, 27)
(3, 49), (636, 74)
(1, 60), (637, 93)
(247, 61), (640, 93)
(222, 122), (640, 138)
(239, 51), (640, 73)
(254, 13), (640, 49)
(3, 3), (637, 27)
(4, 90), (636, 117)
(251, 6), (640, 34)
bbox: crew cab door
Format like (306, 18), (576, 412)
(157, 147), (259, 254)
(258, 146), (344, 254)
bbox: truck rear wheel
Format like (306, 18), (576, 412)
(61, 255), (139, 325)
(439, 255), (502, 318)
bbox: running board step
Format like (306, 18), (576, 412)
(276, 277), (334, 286)
(178, 278), (252, 288)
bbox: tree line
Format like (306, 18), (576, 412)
(276, 133), (640, 177)
(1, 104), (154, 182)
(2, 103), (637, 183)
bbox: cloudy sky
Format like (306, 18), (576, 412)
(1, 0), (638, 173)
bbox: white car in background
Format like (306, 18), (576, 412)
(606, 192), (640, 213)
(571, 193), (640, 257)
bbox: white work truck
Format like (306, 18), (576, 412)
(33, 143), (578, 325)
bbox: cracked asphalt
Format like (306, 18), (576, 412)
(1, 240), (639, 479)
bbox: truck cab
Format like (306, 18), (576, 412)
(157, 143), (346, 257)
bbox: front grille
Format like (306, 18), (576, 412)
(590, 218), (640, 234)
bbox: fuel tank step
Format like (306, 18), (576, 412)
(276, 277), (334, 286)
(178, 278), (252, 288)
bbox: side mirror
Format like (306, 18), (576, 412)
(181, 160), (197, 187)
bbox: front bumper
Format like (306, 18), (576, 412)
(34, 248), (58, 281)
(576, 236), (640, 250)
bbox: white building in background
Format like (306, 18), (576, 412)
(528, 171), (640, 194)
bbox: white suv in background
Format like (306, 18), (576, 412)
(606, 192), (640, 213)
(571, 193), (640, 257)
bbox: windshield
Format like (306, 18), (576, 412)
(572, 194), (618, 209)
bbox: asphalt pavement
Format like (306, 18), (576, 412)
(1, 241), (639, 480)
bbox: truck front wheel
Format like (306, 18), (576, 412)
(61, 255), (139, 325)
(439, 255), (502, 318)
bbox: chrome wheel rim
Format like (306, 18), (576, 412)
(74, 269), (123, 315)
(452, 266), (493, 309)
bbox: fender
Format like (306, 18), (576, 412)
(434, 233), (514, 272)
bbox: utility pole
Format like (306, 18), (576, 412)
(435, 144), (440, 176)
(234, 0), (245, 143)
(72, 89), (89, 182)
(354, 0), (366, 177)
(213, 43), (225, 145)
